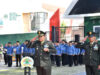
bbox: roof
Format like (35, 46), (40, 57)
(64, 0), (100, 18)
(69, 0), (100, 15)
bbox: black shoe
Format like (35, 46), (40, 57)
(16, 65), (18, 67)
(57, 66), (60, 67)
(5, 63), (7, 65)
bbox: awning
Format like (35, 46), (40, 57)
(64, 0), (100, 18)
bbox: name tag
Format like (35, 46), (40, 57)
(93, 44), (98, 51)
(44, 44), (49, 48)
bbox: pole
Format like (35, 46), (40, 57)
(24, 67), (31, 75)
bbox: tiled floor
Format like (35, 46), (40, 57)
(74, 72), (86, 75)
(0, 61), (86, 75)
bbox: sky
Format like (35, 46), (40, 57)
(0, 0), (73, 12)
(43, 0), (73, 8)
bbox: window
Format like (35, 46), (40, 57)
(30, 12), (48, 30)
(93, 26), (100, 40)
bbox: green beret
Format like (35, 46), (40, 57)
(37, 30), (46, 37)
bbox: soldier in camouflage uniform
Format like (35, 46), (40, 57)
(27, 30), (56, 75)
(76, 32), (100, 75)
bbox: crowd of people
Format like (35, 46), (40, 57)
(0, 40), (35, 67)
(0, 39), (85, 67)
(1, 31), (99, 75)
(51, 40), (85, 67)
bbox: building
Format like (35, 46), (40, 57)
(63, 0), (100, 42)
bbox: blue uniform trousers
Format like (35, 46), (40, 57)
(78, 54), (83, 65)
(50, 55), (55, 65)
(73, 55), (79, 66)
(4, 53), (8, 65)
(55, 55), (61, 67)
(68, 55), (73, 67)
(16, 54), (21, 67)
(7, 55), (12, 67)
(62, 54), (68, 66)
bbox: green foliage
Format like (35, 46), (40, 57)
(61, 21), (66, 33)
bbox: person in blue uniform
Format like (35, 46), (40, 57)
(67, 41), (75, 67)
(3, 44), (8, 65)
(21, 40), (29, 57)
(7, 42), (13, 67)
(27, 47), (35, 60)
(14, 41), (22, 67)
(55, 41), (61, 67)
(79, 48), (85, 65)
(60, 40), (68, 66)
(73, 42), (80, 66)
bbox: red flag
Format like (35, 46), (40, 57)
(50, 9), (60, 41)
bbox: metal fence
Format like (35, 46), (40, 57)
(51, 26), (84, 42)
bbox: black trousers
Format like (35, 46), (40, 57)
(62, 54), (68, 66)
(36, 66), (51, 75)
(50, 55), (55, 65)
(73, 55), (79, 66)
(4, 53), (8, 64)
(16, 54), (21, 67)
(85, 65), (99, 75)
(7, 55), (12, 67)
(68, 55), (73, 67)
(55, 55), (61, 67)
(78, 55), (83, 65)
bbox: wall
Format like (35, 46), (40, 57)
(0, 33), (37, 45)
(84, 16), (100, 35)
(84, 16), (100, 42)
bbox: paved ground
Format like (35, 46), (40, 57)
(0, 61), (86, 75)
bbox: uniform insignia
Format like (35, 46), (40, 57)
(39, 31), (40, 35)
(89, 32), (92, 35)
(93, 44), (98, 51)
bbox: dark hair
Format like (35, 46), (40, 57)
(56, 41), (59, 43)
(16, 41), (20, 43)
(69, 41), (72, 43)
(62, 39), (67, 43)
(25, 40), (29, 42)
(8, 42), (12, 44)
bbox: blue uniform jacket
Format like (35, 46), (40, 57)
(73, 45), (80, 55)
(80, 49), (85, 54)
(60, 44), (67, 54)
(55, 45), (62, 55)
(15, 45), (21, 54)
(28, 48), (35, 54)
(75, 48), (80, 55)
(67, 45), (75, 55)
(21, 44), (28, 53)
(7, 46), (13, 55)
(4, 46), (8, 49)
